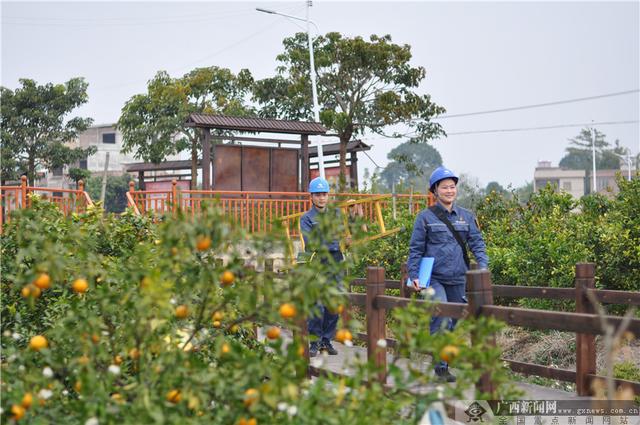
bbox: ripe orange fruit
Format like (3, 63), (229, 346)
(91, 334), (100, 344)
(439, 344), (460, 363)
(72, 278), (89, 294)
(175, 305), (189, 319)
(129, 348), (141, 360)
(74, 381), (82, 392)
(297, 345), (305, 357)
(212, 320), (221, 328)
(166, 389), (181, 403)
(335, 329), (353, 344)
(220, 270), (235, 287)
(221, 343), (231, 355)
(113, 355), (123, 365)
(266, 326), (281, 340)
(21, 392), (33, 409)
(21, 286), (31, 298)
(238, 418), (257, 425)
(337, 304), (345, 314)
(196, 235), (212, 251)
(243, 388), (259, 407)
(11, 404), (26, 420)
(230, 324), (239, 334)
(78, 355), (90, 366)
(111, 393), (124, 403)
(279, 303), (296, 319)
(33, 273), (51, 290)
(29, 335), (48, 351)
(140, 276), (152, 288)
(212, 311), (224, 321)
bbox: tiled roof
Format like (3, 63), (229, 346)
(186, 113), (326, 135)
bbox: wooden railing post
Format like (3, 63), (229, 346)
(77, 180), (85, 209)
(575, 262), (596, 396)
(20, 175), (27, 208)
(366, 266), (387, 384)
(466, 268), (496, 395)
(171, 179), (178, 216)
(400, 263), (408, 298)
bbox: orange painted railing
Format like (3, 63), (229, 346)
(1, 176), (93, 233)
(127, 180), (433, 235)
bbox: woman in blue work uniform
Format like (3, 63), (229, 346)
(407, 166), (488, 382)
(300, 177), (345, 357)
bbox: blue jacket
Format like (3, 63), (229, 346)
(407, 203), (488, 284)
(300, 206), (342, 253)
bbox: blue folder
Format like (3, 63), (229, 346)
(406, 257), (434, 288)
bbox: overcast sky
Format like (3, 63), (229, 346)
(2, 1), (639, 189)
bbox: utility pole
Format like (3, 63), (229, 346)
(591, 127), (597, 194)
(100, 152), (110, 204)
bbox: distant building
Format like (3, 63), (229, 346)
(533, 160), (636, 199)
(534, 161), (586, 198)
(41, 124), (181, 188)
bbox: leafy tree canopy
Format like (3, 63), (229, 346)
(0, 78), (95, 185)
(118, 67), (254, 188)
(85, 173), (135, 213)
(67, 168), (92, 186)
(379, 139), (442, 191)
(559, 128), (627, 171)
(254, 32), (445, 188)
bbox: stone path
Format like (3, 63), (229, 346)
(257, 327), (592, 402)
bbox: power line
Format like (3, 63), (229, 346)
(361, 150), (382, 169)
(445, 120), (639, 136)
(434, 89), (639, 119)
(359, 119), (638, 142)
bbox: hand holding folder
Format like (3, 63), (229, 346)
(406, 257), (434, 289)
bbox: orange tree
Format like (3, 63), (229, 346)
(1, 197), (515, 424)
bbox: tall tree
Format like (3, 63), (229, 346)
(254, 33), (445, 189)
(559, 128), (624, 171)
(118, 67), (254, 189)
(485, 181), (507, 196)
(379, 139), (442, 191)
(559, 128), (631, 192)
(0, 78), (95, 185)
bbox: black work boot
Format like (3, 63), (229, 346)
(435, 366), (456, 382)
(309, 341), (319, 358)
(321, 341), (338, 355)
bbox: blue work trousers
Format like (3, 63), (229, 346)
(425, 279), (466, 371)
(307, 304), (339, 345)
(307, 250), (343, 344)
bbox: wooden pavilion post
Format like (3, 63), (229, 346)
(202, 128), (211, 190)
(301, 134), (309, 191)
(349, 151), (358, 189)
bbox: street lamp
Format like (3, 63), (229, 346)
(612, 150), (633, 181)
(256, 4), (326, 179)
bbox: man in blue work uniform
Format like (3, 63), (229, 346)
(300, 177), (344, 357)
(407, 166), (488, 382)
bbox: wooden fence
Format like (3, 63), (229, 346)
(0, 176), (93, 233)
(126, 179), (432, 235)
(287, 262), (640, 397)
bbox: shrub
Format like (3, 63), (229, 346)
(1, 200), (514, 423)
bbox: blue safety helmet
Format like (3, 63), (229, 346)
(308, 177), (330, 193)
(429, 166), (459, 193)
